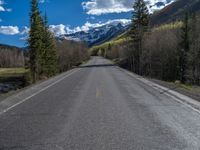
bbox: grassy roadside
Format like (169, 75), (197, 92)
(0, 68), (30, 97)
(112, 59), (200, 102)
(0, 68), (29, 78)
(149, 78), (200, 102)
(0, 58), (90, 101)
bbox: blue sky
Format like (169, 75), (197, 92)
(0, 0), (171, 47)
(0, 0), (134, 47)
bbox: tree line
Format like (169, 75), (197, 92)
(28, 0), (89, 82)
(0, 0), (89, 83)
(94, 0), (200, 85)
(57, 40), (89, 72)
(0, 45), (24, 68)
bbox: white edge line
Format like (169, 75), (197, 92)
(0, 69), (81, 115)
(164, 92), (200, 115)
(118, 67), (200, 115)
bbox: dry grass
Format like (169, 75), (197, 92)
(0, 68), (29, 77)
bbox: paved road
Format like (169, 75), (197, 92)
(0, 57), (200, 150)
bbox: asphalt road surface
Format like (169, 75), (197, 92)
(0, 57), (200, 150)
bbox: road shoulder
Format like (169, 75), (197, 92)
(0, 68), (80, 115)
(118, 67), (200, 113)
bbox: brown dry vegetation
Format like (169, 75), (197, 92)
(91, 14), (200, 85)
(56, 40), (89, 72)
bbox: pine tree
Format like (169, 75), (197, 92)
(179, 13), (190, 83)
(28, 0), (44, 82)
(129, 0), (149, 75)
(29, 1), (58, 81)
(40, 13), (58, 77)
(189, 13), (200, 84)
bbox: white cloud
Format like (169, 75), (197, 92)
(0, 5), (5, 11)
(39, 0), (45, 3)
(149, 0), (174, 12)
(90, 16), (95, 20)
(49, 19), (131, 36)
(82, 0), (134, 15)
(103, 19), (131, 26)
(82, 0), (174, 15)
(39, 0), (50, 3)
(0, 26), (20, 35)
(21, 26), (30, 35)
(0, 0), (12, 12)
(49, 24), (67, 36)
(77, 19), (131, 32)
(0, 0), (4, 5)
(6, 8), (12, 12)
(19, 27), (30, 41)
(49, 24), (78, 35)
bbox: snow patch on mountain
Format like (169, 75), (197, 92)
(56, 0), (175, 46)
(149, 0), (175, 12)
(57, 19), (131, 46)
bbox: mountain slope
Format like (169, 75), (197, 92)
(151, 0), (200, 25)
(149, 0), (175, 12)
(58, 0), (176, 47)
(60, 23), (129, 47)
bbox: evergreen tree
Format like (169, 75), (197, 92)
(130, 0), (149, 75)
(29, 1), (58, 81)
(189, 13), (200, 84)
(40, 13), (58, 77)
(179, 13), (190, 83)
(28, 0), (44, 82)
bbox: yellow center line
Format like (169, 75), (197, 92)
(96, 87), (101, 98)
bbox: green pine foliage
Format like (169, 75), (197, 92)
(39, 13), (58, 78)
(131, 0), (149, 39)
(28, 0), (58, 82)
(179, 13), (190, 83)
(29, 0), (43, 82)
(129, 0), (149, 74)
(188, 13), (200, 84)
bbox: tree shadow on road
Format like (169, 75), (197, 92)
(79, 64), (116, 68)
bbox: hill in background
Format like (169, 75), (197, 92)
(151, 0), (200, 25)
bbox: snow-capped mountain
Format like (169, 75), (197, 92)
(149, 0), (175, 12)
(58, 0), (175, 46)
(151, 0), (200, 25)
(59, 21), (130, 47)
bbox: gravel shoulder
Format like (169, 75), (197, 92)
(149, 78), (200, 102)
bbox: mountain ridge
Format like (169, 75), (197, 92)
(0, 44), (23, 51)
(58, 22), (129, 47)
(57, 0), (175, 47)
(151, 0), (200, 25)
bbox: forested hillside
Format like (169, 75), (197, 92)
(91, 0), (200, 85)
(151, 0), (200, 25)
